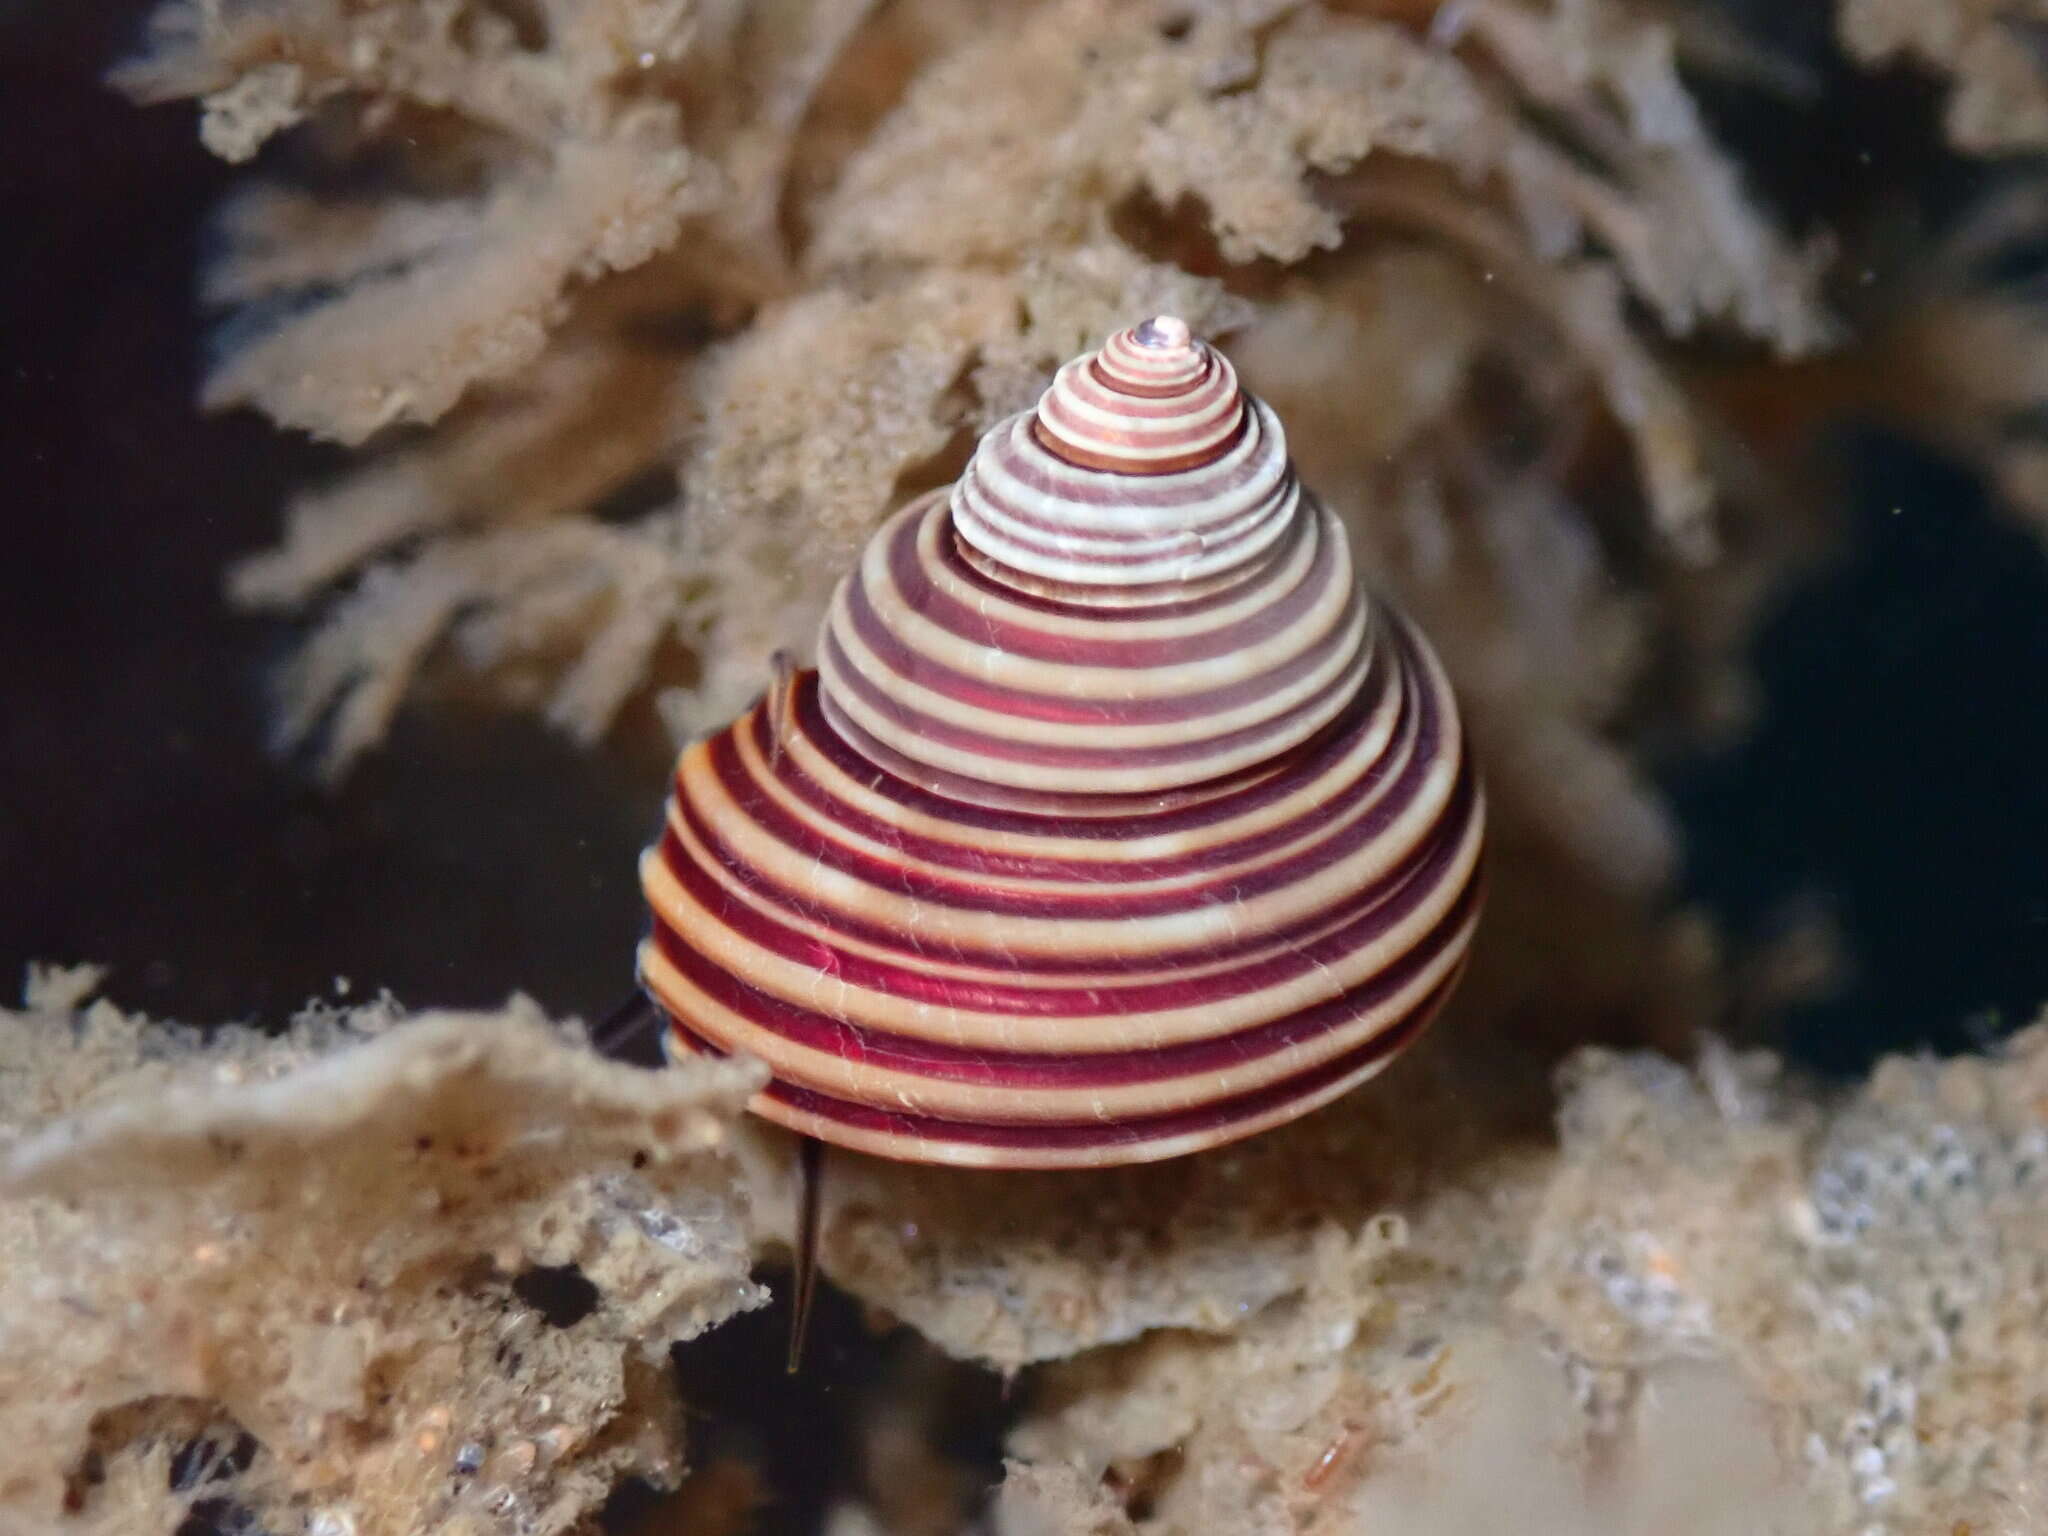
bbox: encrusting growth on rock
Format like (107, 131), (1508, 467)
(12, 971), (2048, 1531)
(0, 970), (767, 1536)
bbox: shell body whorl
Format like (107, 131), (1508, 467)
(640, 319), (1484, 1168)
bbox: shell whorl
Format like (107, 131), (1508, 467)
(640, 319), (1484, 1168)
(955, 315), (1289, 590)
(817, 320), (1356, 801)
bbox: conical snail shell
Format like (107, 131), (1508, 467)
(639, 317), (1484, 1168)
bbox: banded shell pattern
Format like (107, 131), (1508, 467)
(639, 317), (1484, 1168)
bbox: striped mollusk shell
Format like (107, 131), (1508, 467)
(639, 316), (1484, 1168)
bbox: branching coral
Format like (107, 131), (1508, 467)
(106, 0), (1876, 1083)
(0, 968), (767, 1536)
(113, 0), (881, 437)
(1867, 181), (2048, 545)
(1838, 0), (2048, 153)
(115, 0), (1827, 798)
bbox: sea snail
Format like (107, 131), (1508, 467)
(637, 316), (1484, 1170)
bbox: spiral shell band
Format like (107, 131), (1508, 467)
(643, 630), (1478, 1166)
(639, 319), (1484, 1167)
(954, 322), (1288, 591)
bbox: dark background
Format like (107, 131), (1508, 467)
(2, 2), (662, 1032)
(5, 4), (2048, 1529)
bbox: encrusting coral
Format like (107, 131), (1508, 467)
(13, 968), (2048, 1533)
(0, 966), (767, 1536)
(980, 1022), (2048, 1534)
